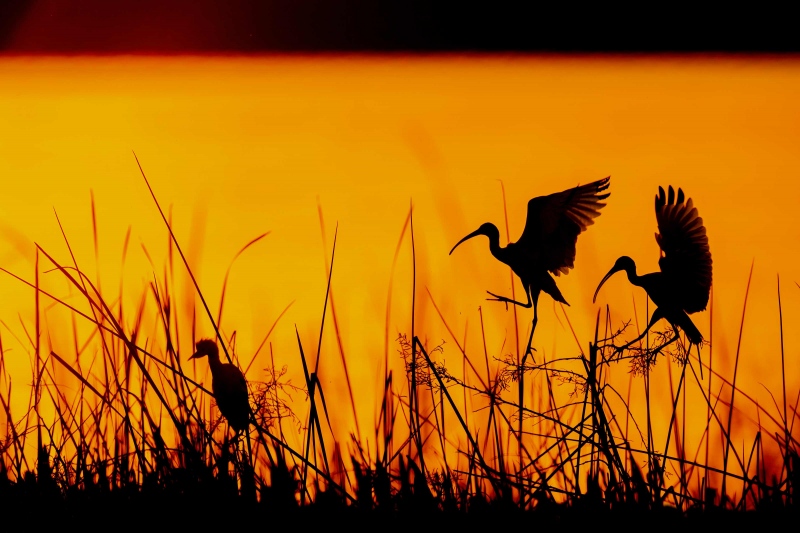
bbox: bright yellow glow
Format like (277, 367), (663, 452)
(1, 55), (799, 498)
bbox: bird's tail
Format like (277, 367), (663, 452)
(675, 311), (702, 345)
(540, 274), (569, 306)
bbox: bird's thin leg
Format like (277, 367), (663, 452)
(651, 328), (680, 352)
(616, 307), (665, 352)
(524, 293), (540, 357)
(486, 286), (532, 309)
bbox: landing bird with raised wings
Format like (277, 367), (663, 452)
(450, 176), (611, 355)
(190, 339), (252, 433)
(593, 185), (712, 351)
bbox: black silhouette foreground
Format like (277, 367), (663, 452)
(593, 185), (712, 353)
(191, 338), (251, 432)
(450, 176), (611, 356)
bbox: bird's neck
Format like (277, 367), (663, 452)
(485, 228), (503, 258)
(206, 351), (222, 372)
(624, 264), (643, 286)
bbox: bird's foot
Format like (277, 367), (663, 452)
(486, 291), (511, 311)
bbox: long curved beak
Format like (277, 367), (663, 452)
(449, 228), (483, 255)
(189, 351), (201, 360)
(593, 265), (622, 303)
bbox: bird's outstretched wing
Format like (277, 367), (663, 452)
(655, 186), (712, 313)
(518, 176), (610, 276)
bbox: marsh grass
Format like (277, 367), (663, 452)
(0, 166), (797, 526)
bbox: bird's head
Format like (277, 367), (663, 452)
(593, 256), (636, 303)
(449, 223), (500, 255)
(190, 338), (219, 360)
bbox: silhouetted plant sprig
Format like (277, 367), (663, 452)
(497, 353), (588, 396)
(397, 333), (450, 390)
(605, 328), (707, 377)
(251, 364), (305, 432)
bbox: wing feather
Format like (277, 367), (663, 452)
(518, 176), (610, 276)
(655, 186), (712, 313)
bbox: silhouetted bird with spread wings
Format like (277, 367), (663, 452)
(450, 176), (611, 355)
(593, 185), (712, 350)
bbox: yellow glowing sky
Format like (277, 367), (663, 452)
(1, 56), (799, 463)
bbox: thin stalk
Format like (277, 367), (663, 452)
(722, 260), (754, 503)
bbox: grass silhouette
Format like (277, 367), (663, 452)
(0, 162), (797, 527)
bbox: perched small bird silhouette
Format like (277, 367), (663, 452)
(593, 185), (712, 349)
(450, 176), (611, 355)
(190, 339), (251, 432)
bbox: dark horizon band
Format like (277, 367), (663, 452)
(1, 1), (797, 54)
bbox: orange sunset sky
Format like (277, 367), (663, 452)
(1, 56), (799, 457)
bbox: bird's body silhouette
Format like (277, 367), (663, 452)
(191, 339), (251, 432)
(450, 176), (611, 355)
(593, 186), (712, 349)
